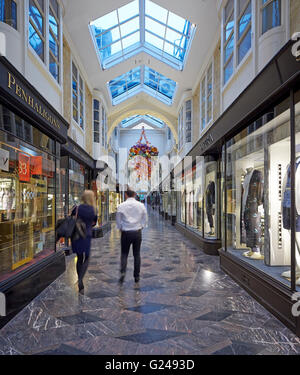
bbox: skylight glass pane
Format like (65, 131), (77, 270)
(90, 0), (195, 70)
(164, 40), (184, 61)
(165, 28), (183, 45)
(92, 10), (118, 31)
(109, 67), (141, 101)
(145, 31), (164, 50)
(100, 40), (122, 61)
(144, 66), (176, 102)
(145, 0), (167, 24)
(167, 12), (186, 34)
(118, 0), (139, 23)
(120, 17), (139, 37)
(145, 17), (166, 37)
(122, 31), (140, 49)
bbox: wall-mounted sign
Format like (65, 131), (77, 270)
(0, 148), (9, 171)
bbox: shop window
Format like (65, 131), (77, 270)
(28, 0), (61, 82)
(204, 159), (218, 239)
(72, 60), (84, 129)
(261, 0), (281, 35)
(0, 108), (57, 283)
(0, 0), (17, 29)
(93, 99), (100, 143)
(185, 158), (205, 235)
(200, 63), (213, 131)
(68, 158), (85, 211)
(224, 96), (293, 288)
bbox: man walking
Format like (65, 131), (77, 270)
(116, 188), (148, 284)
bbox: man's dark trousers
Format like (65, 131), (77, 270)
(120, 230), (142, 278)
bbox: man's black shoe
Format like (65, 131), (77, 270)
(119, 274), (125, 284)
(134, 277), (140, 283)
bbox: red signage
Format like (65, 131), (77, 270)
(31, 156), (43, 175)
(18, 153), (30, 182)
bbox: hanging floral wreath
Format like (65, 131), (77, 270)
(129, 127), (159, 160)
(129, 126), (159, 179)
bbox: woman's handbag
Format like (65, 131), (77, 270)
(56, 206), (86, 242)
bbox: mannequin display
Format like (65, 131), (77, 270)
(241, 167), (264, 260)
(281, 156), (300, 284)
(205, 180), (215, 235)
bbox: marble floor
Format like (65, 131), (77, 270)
(1, 209), (300, 355)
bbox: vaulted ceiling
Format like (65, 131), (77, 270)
(61, 0), (219, 121)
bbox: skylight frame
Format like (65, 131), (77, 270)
(107, 65), (178, 106)
(120, 114), (166, 128)
(89, 0), (196, 71)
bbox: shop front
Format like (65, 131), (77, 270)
(60, 137), (94, 216)
(189, 40), (300, 335)
(0, 57), (68, 327)
(174, 156), (221, 255)
(92, 163), (112, 238)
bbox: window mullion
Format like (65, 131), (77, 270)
(140, 0), (145, 44)
(45, 0), (49, 67)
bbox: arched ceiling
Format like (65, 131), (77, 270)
(61, 0), (219, 119)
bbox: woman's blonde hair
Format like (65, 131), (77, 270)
(82, 190), (96, 211)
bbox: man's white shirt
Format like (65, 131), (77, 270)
(116, 198), (148, 231)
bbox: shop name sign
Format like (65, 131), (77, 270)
(199, 134), (214, 152)
(7, 72), (61, 130)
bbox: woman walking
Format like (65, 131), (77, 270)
(71, 190), (97, 292)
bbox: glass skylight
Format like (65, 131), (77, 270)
(108, 66), (177, 105)
(120, 114), (165, 128)
(89, 0), (196, 70)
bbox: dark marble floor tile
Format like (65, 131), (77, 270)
(162, 267), (174, 271)
(35, 343), (90, 355)
(117, 329), (186, 344)
(56, 312), (106, 325)
(196, 311), (233, 322)
(212, 341), (267, 355)
(126, 303), (172, 314)
(170, 277), (191, 283)
(86, 291), (118, 299)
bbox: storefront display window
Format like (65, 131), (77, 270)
(294, 89), (300, 287)
(224, 96), (293, 288)
(204, 158), (218, 239)
(0, 110), (56, 282)
(68, 157), (85, 211)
